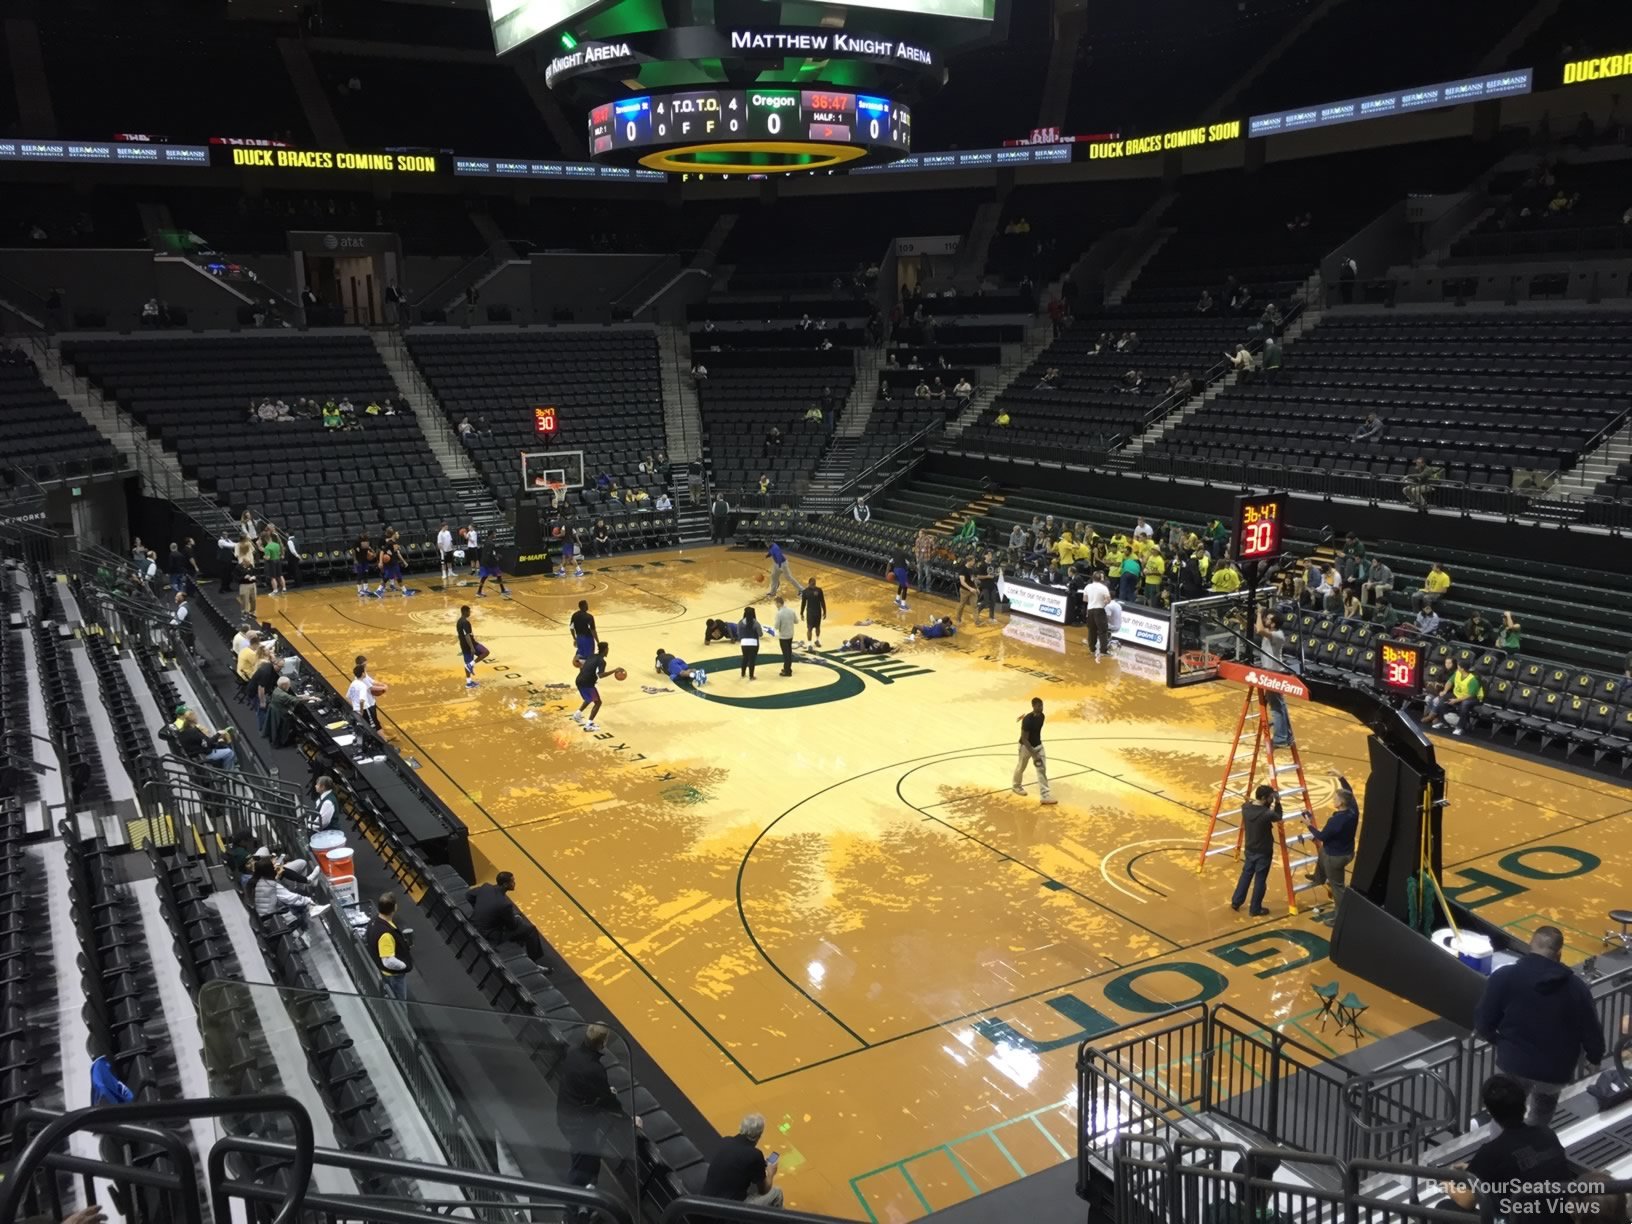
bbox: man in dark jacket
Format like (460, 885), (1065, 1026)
(467, 871), (544, 961)
(1229, 785), (1282, 917)
(1473, 925), (1603, 1126)
(558, 1024), (638, 1190)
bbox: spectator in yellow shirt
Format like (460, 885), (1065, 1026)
(1131, 536), (1154, 562)
(1142, 551), (1167, 605)
(1053, 532), (1076, 567)
(1211, 563), (1242, 593)
(1195, 549), (1212, 579)
(1413, 561), (1452, 610)
(236, 634), (265, 681)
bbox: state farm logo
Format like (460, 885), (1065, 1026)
(1242, 669), (1305, 695)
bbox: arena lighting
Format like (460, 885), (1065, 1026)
(638, 141), (867, 174)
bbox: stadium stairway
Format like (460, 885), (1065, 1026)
(370, 331), (509, 543)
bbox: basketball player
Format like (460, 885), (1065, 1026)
(1013, 697), (1057, 805)
(457, 604), (480, 688)
(909, 617), (957, 640)
(887, 549), (911, 611)
(738, 606), (762, 679)
(764, 541), (803, 598)
(437, 522), (456, 588)
(352, 535), (375, 596)
(800, 577), (827, 647)
(654, 649), (707, 687)
(572, 642), (609, 731)
(347, 662), (382, 731)
(377, 539), (403, 596)
(842, 634), (893, 654)
(464, 523), (481, 578)
(704, 618), (743, 644)
(476, 539), (509, 598)
(557, 522), (584, 578)
(570, 600), (598, 664)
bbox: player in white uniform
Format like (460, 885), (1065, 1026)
(436, 523), (455, 588)
(464, 524), (480, 578)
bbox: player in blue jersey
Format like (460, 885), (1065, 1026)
(654, 649), (707, 687)
(909, 617), (957, 640)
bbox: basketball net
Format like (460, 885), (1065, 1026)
(548, 481), (566, 509)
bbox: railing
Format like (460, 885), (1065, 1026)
(1079, 1041), (1218, 1196)
(1209, 1004), (1355, 1157)
(411, 239), (536, 324)
(137, 754), (305, 862)
(213, 1136), (634, 1224)
(831, 416), (947, 502)
(1, 1096), (315, 1224)
(1112, 1136), (1477, 1224)
(1343, 1064), (1461, 1166)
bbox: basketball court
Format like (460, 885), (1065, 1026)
(269, 546), (1632, 1220)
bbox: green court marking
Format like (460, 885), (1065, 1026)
(850, 1097), (1079, 1222)
(980, 1131), (1026, 1178)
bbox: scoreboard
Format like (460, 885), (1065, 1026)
(588, 87), (911, 169)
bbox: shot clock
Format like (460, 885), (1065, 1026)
(1232, 492), (1286, 562)
(1375, 640), (1427, 696)
(533, 405), (559, 436)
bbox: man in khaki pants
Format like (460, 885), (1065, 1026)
(1013, 697), (1058, 805)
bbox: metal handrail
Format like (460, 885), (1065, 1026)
(832, 415), (947, 500)
(413, 239), (537, 322)
(210, 1135), (634, 1224)
(0, 1096), (315, 1224)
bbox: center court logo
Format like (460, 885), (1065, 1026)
(685, 650), (932, 710)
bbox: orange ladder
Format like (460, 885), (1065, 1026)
(1198, 687), (1322, 913)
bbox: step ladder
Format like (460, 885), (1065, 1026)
(1198, 688), (1321, 914)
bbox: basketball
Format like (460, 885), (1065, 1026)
(370, 682), (389, 696)
(613, 667), (628, 681)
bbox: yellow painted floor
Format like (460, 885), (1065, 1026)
(270, 547), (1632, 1221)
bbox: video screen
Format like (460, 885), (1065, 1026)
(808, 0), (994, 18)
(488, 0), (605, 55)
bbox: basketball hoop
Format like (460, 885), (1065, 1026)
(547, 480), (567, 509)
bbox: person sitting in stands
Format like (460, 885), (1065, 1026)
(995, 410), (1011, 427)
(250, 857), (328, 931)
(1035, 367), (1060, 390)
(1424, 660), (1483, 736)
(914, 379), (931, 399)
(175, 708), (238, 770)
(909, 617), (957, 640)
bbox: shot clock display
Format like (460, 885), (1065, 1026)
(1232, 493), (1286, 562)
(533, 405), (559, 436)
(586, 87), (911, 173)
(1375, 640), (1427, 696)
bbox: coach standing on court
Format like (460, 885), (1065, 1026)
(773, 596), (798, 676)
(1012, 698), (1058, 805)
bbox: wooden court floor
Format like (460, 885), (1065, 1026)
(271, 546), (1632, 1220)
